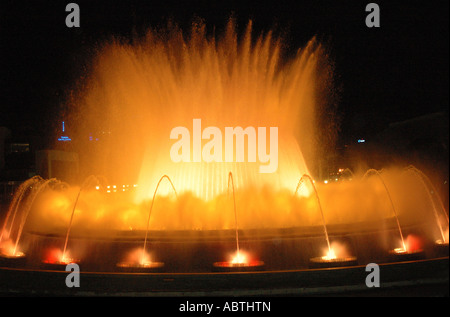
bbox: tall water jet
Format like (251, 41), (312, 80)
(228, 172), (240, 263)
(67, 19), (330, 210)
(213, 172), (264, 270)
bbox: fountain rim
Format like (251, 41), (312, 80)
(22, 218), (430, 243)
(0, 257), (447, 297)
(1, 256), (447, 276)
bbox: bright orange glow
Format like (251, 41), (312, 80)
(67, 20), (325, 203)
(2, 19), (444, 259)
(404, 234), (423, 252)
(43, 248), (65, 264)
(18, 167), (446, 236)
(393, 247), (407, 254)
(321, 241), (351, 260)
(322, 248), (337, 261)
(231, 251), (248, 265)
(0, 239), (23, 258)
(122, 247), (152, 266)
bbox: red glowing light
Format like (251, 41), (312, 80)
(42, 248), (77, 265)
(116, 247), (164, 269)
(213, 250), (264, 268)
(405, 234), (423, 252)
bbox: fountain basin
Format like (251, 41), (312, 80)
(116, 261), (165, 273)
(309, 256), (358, 269)
(5, 219), (437, 273)
(433, 240), (448, 257)
(212, 260), (265, 272)
(0, 257), (447, 296)
(0, 250), (26, 267)
(388, 248), (426, 262)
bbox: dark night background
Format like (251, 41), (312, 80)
(0, 0), (448, 185)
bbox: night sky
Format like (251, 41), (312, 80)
(1, 0), (448, 146)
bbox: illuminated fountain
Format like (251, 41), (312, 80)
(403, 165), (449, 256)
(295, 174), (357, 268)
(213, 172), (264, 270)
(1, 176), (68, 263)
(362, 169), (424, 260)
(42, 175), (103, 267)
(0, 19), (448, 294)
(116, 175), (176, 270)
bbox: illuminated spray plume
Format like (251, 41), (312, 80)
(0, 20), (446, 265)
(68, 19), (328, 202)
(43, 19), (446, 236)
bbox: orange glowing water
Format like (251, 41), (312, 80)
(4, 21), (446, 243)
(68, 20), (326, 202)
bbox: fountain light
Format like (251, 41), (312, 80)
(42, 248), (79, 267)
(116, 248), (164, 271)
(309, 243), (357, 269)
(321, 248), (337, 261)
(0, 240), (26, 266)
(388, 247), (424, 261)
(389, 234), (425, 261)
(0, 248), (25, 260)
(434, 239), (449, 257)
(432, 228), (449, 257)
(213, 250), (264, 271)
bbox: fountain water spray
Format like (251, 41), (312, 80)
(363, 169), (407, 252)
(403, 165), (449, 245)
(295, 174), (332, 258)
(116, 174), (176, 269)
(296, 174), (358, 267)
(227, 172), (241, 263)
(0, 176), (43, 247)
(14, 179), (64, 253)
(212, 171), (264, 270)
(140, 175), (177, 266)
(60, 175), (103, 264)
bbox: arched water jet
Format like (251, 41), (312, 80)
(117, 175), (177, 269)
(403, 165), (449, 244)
(341, 168), (355, 180)
(11, 178), (61, 257)
(297, 174), (358, 268)
(295, 174), (331, 256)
(60, 175), (104, 264)
(363, 169), (407, 253)
(142, 175), (177, 263)
(0, 176), (43, 246)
